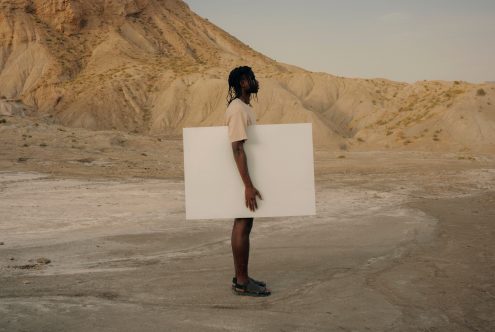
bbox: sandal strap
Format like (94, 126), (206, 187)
(232, 276), (266, 287)
(233, 279), (270, 295)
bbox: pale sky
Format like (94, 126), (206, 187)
(185, 0), (495, 83)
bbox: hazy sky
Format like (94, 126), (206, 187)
(185, 0), (495, 83)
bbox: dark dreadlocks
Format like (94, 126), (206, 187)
(227, 66), (258, 106)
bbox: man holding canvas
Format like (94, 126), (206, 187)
(225, 66), (271, 297)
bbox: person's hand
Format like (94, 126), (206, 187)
(245, 186), (262, 211)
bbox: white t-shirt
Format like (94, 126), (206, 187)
(224, 98), (257, 143)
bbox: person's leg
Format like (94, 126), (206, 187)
(231, 217), (253, 285)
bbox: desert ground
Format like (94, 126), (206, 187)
(1, 115), (494, 331)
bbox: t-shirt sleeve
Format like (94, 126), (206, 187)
(226, 109), (248, 143)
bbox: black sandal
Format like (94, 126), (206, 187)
(232, 276), (266, 288)
(232, 279), (271, 297)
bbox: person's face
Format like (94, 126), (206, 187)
(241, 73), (259, 94)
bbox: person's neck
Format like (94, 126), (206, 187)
(239, 92), (251, 105)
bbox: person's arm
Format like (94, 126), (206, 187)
(232, 140), (262, 211)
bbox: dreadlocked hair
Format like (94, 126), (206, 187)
(227, 66), (257, 106)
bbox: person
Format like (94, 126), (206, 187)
(224, 66), (271, 297)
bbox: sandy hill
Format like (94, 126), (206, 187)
(0, 0), (494, 152)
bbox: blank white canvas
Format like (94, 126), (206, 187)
(183, 123), (316, 220)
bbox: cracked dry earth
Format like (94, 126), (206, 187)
(0, 153), (494, 331)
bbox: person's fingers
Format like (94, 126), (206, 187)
(256, 191), (263, 200)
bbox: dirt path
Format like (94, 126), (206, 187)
(366, 192), (495, 331)
(1, 159), (494, 331)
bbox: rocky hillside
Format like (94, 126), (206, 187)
(0, 0), (494, 152)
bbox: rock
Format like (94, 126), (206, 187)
(32, 0), (84, 35)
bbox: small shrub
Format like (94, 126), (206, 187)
(24, 3), (35, 13)
(77, 158), (93, 163)
(476, 88), (486, 96)
(357, 137), (365, 142)
(458, 156), (475, 161)
(337, 155), (346, 159)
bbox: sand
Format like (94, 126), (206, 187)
(1, 147), (494, 331)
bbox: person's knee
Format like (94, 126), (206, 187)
(234, 218), (254, 232)
(234, 217), (253, 223)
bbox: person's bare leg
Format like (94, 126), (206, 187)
(231, 217), (253, 285)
